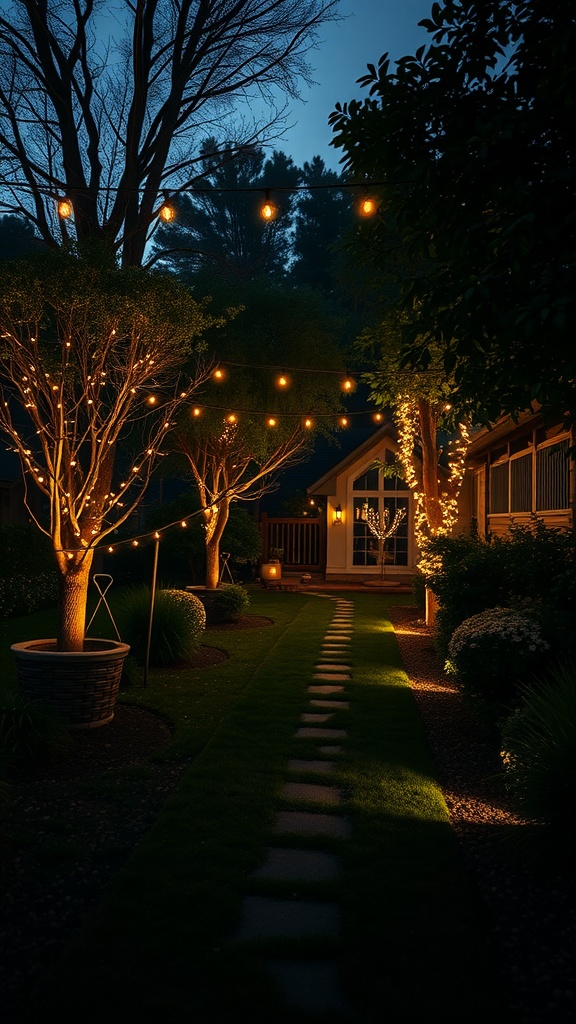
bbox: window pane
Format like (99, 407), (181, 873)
(489, 462), (509, 513)
(510, 454), (532, 512)
(352, 497), (379, 565)
(353, 468), (379, 490)
(536, 441), (570, 510)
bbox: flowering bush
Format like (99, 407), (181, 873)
(446, 606), (549, 706)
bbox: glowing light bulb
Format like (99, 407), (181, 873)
(57, 197), (73, 219)
(358, 196), (377, 217)
(304, 418), (313, 429)
(158, 201), (175, 223)
(267, 417), (277, 427)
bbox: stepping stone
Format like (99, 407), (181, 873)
(310, 700), (349, 710)
(267, 960), (350, 1016)
(300, 712), (333, 724)
(252, 848), (342, 881)
(288, 759), (336, 773)
(273, 810), (351, 838)
(307, 685), (344, 694)
(280, 782), (342, 804)
(235, 896), (339, 940)
(314, 663), (351, 672)
(295, 727), (347, 739)
(313, 673), (350, 681)
(319, 745), (343, 755)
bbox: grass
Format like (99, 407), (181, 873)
(1, 588), (506, 1022)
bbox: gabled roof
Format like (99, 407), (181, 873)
(307, 420), (398, 496)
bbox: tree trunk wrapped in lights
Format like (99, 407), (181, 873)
(0, 249), (216, 650)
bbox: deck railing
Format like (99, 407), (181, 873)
(260, 514), (326, 571)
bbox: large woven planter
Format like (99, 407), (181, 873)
(11, 638), (130, 730)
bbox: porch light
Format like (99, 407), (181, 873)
(333, 503), (343, 525)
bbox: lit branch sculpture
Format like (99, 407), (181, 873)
(361, 501), (407, 588)
(0, 251), (217, 650)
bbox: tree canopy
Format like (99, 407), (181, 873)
(0, 0), (339, 266)
(330, 0), (576, 426)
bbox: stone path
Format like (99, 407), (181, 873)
(232, 597), (355, 1017)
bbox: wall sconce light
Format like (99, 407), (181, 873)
(333, 503), (343, 525)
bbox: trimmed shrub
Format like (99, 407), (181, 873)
(422, 521), (576, 658)
(209, 584), (250, 622)
(446, 607), (549, 707)
(501, 660), (576, 853)
(119, 586), (206, 666)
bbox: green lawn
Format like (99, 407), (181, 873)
(2, 588), (506, 1023)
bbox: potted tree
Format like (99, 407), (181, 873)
(0, 249), (215, 728)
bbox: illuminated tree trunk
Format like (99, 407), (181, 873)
(418, 398), (443, 536)
(205, 498), (231, 589)
(55, 553), (94, 652)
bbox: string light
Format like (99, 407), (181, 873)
(158, 199), (175, 222)
(357, 196), (378, 217)
(260, 190), (277, 221)
(57, 197), (73, 219)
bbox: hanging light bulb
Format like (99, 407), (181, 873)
(267, 417), (277, 427)
(276, 373), (290, 389)
(304, 417), (313, 429)
(158, 198), (175, 222)
(226, 413), (237, 424)
(357, 195), (378, 218)
(192, 407), (202, 417)
(341, 376), (356, 393)
(213, 368), (226, 381)
(57, 197), (73, 219)
(339, 416), (349, 428)
(260, 190), (277, 221)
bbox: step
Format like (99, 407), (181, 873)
(251, 848), (342, 881)
(280, 782), (342, 805)
(235, 896), (339, 940)
(273, 810), (351, 838)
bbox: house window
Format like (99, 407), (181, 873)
(489, 461), (508, 513)
(351, 495), (410, 567)
(488, 435), (570, 515)
(536, 439), (570, 510)
(510, 453), (532, 512)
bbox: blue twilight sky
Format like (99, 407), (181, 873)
(274, 0), (433, 170)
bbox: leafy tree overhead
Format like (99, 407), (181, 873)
(330, 0), (576, 425)
(0, 0), (339, 267)
(149, 142), (301, 281)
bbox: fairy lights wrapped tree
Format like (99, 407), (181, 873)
(0, 249), (216, 652)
